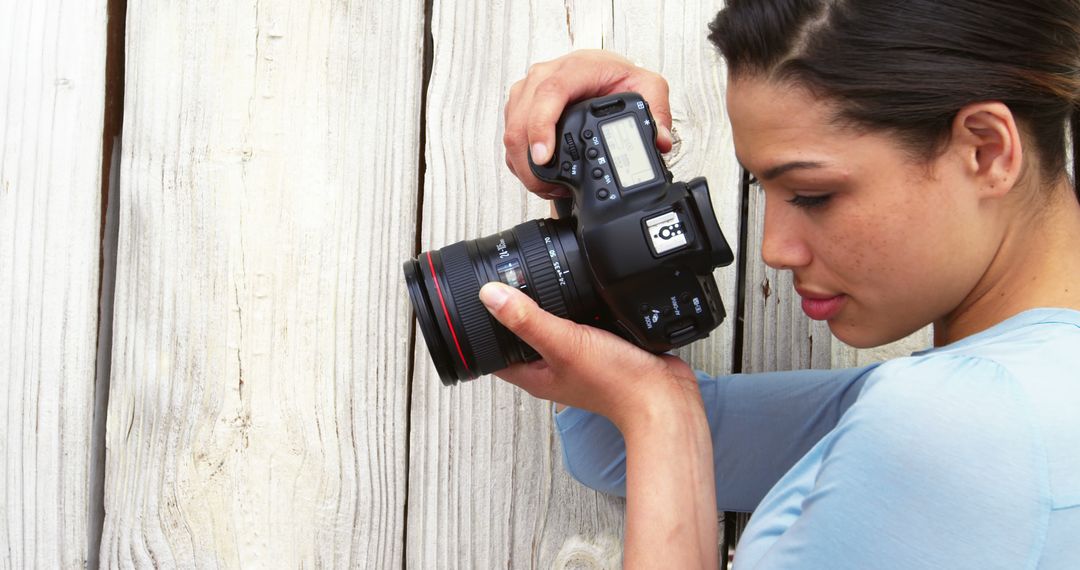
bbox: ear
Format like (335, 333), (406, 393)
(950, 102), (1024, 198)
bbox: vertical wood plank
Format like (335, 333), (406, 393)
(406, 1), (627, 568)
(0, 1), (108, 567)
(100, 1), (423, 566)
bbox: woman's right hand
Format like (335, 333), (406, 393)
(503, 49), (674, 199)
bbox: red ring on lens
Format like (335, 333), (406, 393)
(427, 251), (471, 375)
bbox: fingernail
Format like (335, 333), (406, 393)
(479, 282), (511, 311)
(531, 142), (549, 162)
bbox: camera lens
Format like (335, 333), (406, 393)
(403, 218), (594, 385)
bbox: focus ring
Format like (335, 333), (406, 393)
(441, 242), (505, 376)
(517, 222), (569, 319)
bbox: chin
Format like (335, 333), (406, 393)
(826, 319), (903, 349)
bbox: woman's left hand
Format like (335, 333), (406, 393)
(478, 281), (702, 428)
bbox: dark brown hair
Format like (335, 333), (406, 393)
(709, 0), (1080, 198)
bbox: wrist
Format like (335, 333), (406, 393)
(613, 378), (707, 441)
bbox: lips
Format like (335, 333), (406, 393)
(796, 287), (847, 321)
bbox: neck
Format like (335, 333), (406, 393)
(935, 179), (1080, 346)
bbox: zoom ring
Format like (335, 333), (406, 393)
(441, 242), (505, 376)
(517, 222), (570, 319)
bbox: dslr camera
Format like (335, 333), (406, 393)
(404, 92), (734, 385)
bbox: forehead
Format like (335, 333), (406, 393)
(725, 77), (869, 174)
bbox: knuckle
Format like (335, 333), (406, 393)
(503, 129), (526, 152)
(526, 117), (549, 137)
(527, 61), (552, 77)
(650, 70), (669, 89)
(534, 75), (564, 97)
(508, 79), (524, 99)
(506, 303), (535, 334)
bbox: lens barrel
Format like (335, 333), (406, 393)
(403, 218), (592, 385)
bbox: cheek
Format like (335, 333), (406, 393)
(842, 185), (981, 318)
(822, 190), (953, 291)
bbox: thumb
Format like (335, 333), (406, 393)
(479, 282), (578, 362)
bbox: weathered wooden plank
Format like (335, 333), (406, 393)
(0, 1), (108, 568)
(406, 2), (621, 567)
(407, 1), (737, 568)
(100, 1), (423, 567)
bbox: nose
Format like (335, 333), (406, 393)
(760, 198), (812, 270)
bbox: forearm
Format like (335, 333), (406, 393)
(620, 391), (719, 570)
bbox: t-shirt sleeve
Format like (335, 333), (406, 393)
(734, 355), (1051, 569)
(554, 365), (877, 512)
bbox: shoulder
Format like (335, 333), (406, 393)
(857, 352), (1048, 426)
(829, 354), (1051, 507)
(847, 354), (1035, 449)
(737, 353), (1055, 568)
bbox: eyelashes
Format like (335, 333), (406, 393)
(786, 194), (832, 209)
(747, 175), (833, 210)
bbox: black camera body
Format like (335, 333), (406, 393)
(404, 92), (734, 384)
(528, 92), (734, 350)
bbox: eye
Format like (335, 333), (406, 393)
(786, 194), (832, 209)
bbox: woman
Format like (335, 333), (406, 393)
(484, 1), (1080, 567)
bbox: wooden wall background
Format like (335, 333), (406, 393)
(1, 0), (930, 568)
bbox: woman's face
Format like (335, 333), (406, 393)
(726, 77), (1002, 348)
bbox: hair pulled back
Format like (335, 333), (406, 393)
(709, 0), (1080, 198)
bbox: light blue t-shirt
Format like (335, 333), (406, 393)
(553, 308), (1080, 568)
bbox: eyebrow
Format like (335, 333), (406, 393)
(759, 160), (827, 181)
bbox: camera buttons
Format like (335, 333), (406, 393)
(586, 148), (599, 160)
(583, 129), (594, 139)
(597, 188), (610, 200)
(591, 168), (604, 179)
(562, 161), (572, 172)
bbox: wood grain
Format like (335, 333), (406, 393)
(100, 1), (423, 567)
(406, 1), (626, 567)
(407, 1), (736, 568)
(0, 1), (108, 567)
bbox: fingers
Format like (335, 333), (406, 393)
(626, 71), (674, 152)
(478, 282), (582, 367)
(503, 50), (674, 198)
(524, 76), (570, 165)
(479, 281), (699, 419)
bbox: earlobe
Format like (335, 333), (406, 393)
(953, 102), (1023, 198)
